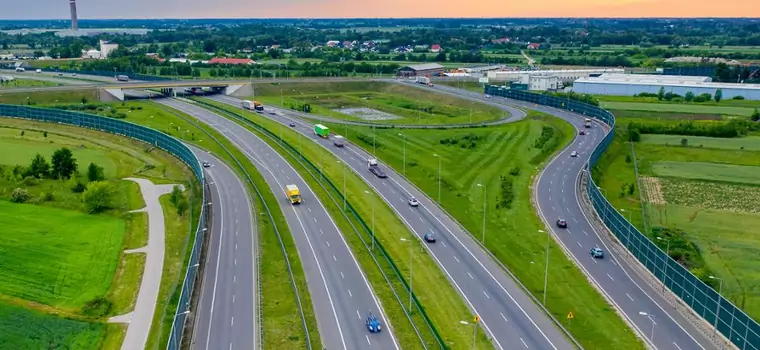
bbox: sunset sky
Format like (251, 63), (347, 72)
(2, 0), (759, 19)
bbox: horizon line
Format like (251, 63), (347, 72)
(2, 16), (760, 21)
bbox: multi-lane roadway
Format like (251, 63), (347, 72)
(187, 145), (259, 350)
(159, 98), (400, 350)
(211, 94), (576, 350)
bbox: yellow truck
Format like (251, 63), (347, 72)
(286, 184), (301, 204)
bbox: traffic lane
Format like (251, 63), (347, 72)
(188, 147), (257, 350)
(162, 99), (398, 350)
(537, 123), (713, 349)
(244, 104), (573, 349)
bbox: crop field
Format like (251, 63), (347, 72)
(0, 302), (105, 350)
(601, 101), (756, 117)
(651, 161), (760, 185)
(641, 134), (760, 151)
(598, 95), (760, 108)
(658, 178), (760, 214)
(0, 200), (124, 309)
(251, 81), (506, 125)
(609, 109), (723, 121)
(314, 114), (643, 348)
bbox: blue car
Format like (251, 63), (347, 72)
(366, 312), (382, 333)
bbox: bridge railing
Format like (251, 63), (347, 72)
(484, 85), (759, 350)
(39, 67), (173, 81)
(0, 104), (206, 350)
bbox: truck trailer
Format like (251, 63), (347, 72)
(314, 124), (330, 138)
(333, 135), (345, 147)
(286, 185), (301, 204)
(584, 118), (592, 128)
(242, 100), (265, 111)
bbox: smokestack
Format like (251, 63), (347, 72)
(69, 0), (78, 31)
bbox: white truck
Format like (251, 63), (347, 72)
(242, 100), (264, 111)
(584, 118), (592, 128)
(333, 135), (345, 147)
(15, 67), (25, 72)
(116, 75), (129, 82)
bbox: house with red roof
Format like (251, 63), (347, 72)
(209, 57), (255, 65)
(526, 43), (541, 50)
(430, 44), (442, 53)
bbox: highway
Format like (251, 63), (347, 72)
(211, 94), (575, 350)
(422, 84), (719, 350)
(159, 98), (400, 350)
(186, 145), (259, 350)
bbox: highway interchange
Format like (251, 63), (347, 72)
(0, 74), (724, 350)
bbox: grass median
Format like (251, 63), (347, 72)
(196, 97), (494, 349)
(116, 101), (321, 350)
(314, 113), (644, 349)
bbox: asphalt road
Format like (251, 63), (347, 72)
(186, 145), (259, 350)
(160, 98), (399, 350)
(211, 94), (575, 350)
(421, 84), (718, 350)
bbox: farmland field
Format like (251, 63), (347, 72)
(608, 109), (723, 121)
(641, 134), (760, 151)
(250, 81), (506, 125)
(601, 101), (756, 116)
(0, 78), (61, 89)
(651, 161), (760, 185)
(0, 89), (98, 105)
(0, 302), (105, 350)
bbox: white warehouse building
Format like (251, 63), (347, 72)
(487, 68), (625, 83)
(574, 73), (760, 100)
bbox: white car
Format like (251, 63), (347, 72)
(570, 151), (578, 157)
(408, 198), (419, 207)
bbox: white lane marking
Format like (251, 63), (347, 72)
(356, 310), (362, 320)
(576, 242), (582, 247)
(230, 317), (234, 326)
(235, 231), (238, 237)
(366, 335), (372, 346)
(319, 229), (324, 235)
(232, 294), (235, 303)
(500, 312), (508, 322)
(204, 170), (226, 350)
(340, 271), (344, 279)
(326, 241), (331, 247)
(468, 272), (474, 279)
(233, 276), (236, 283)
(483, 290), (490, 299)
(520, 338), (529, 348)
(626, 293), (634, 301)
(234, 259), (237, 266)
(441, 242), (446, 247)
(308, 207), (311, 212)
(313, 217), (317, 223)
(607, 274), (615, 282)
(235, 243), (237, 251)
(333, 255), (337, 261)
(674, 342), (682, 350)
(453, 256), (460, 263)
(348, 289), (353, 297)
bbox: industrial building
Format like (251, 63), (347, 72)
(396, 63), (445, 78)
(486, 68), (625, 83)
(573, 73), (760, 100)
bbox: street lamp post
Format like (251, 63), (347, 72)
(709, 275), (724, 335)
(338, 161), (346, 210)
(620, 208), (633, 247)
(364, 190), (375, 251)
(399, 133), (406, 176)
(476, 183), (487, 245)
(459, 320), (477, 350)
(656, 236), (671, 292)
(433, 153), (441, 203)
(638, 312), (656, 343)
(540, 229), (550, 305)
(401, 238), (413, 310)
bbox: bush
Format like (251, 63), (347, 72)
(41, 192), (55, 202)
(10, 188), (31, 203)
(71, 181), (87, 193)
(83, 181), (114, 213)
(82, 297), (112, 317)
(509, 166), (521, 176)
(732, 95), (745, 100)
(87, 163), (105, 182)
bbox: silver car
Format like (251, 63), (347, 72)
(570, 151), (578, 157)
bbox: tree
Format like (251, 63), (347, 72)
(714, 88), (723, 103)
(87, 163), (105, 182)
(83, 181), (114, 213)
(657, 86), (665, 101)
(684, 91), (695, 102)
(434, 51), (447, 62)
(43, 131), (47, 138)
(10, 188), (31, 203)
(170, 185), (182, 207)
(680, 138), (689, 147)
(27, 153), (50, 178)
(51, 147), (77, 179)
(752, 108), (760, 122)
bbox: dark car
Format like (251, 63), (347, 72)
(590, 247), (604, 259)
(366, 312), (382, 333)
(369, 166), (387, 178)
(556, 218), (568, 228)
(579, 130), (586, 135)
(202, 162), (211, 168)
(289, 122), (296, 127)
(424, 231), (436, 243)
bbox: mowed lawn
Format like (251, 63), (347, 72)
(0, 134), (119, 178)
(0, 302), (104, 349)
(652, 161), (760, 185)
(0, 200), (125, 310)
(601, 101), (755, 117)
(641, 134), (760, 151)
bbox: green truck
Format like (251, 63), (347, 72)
(314, 124), (330, 138)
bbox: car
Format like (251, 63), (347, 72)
(424, 231), (436, 243)
(590, 247), (604, 259)
(289, 122), (296, 127)
(579, 130), (586, 135)
(570, 151), (578, 157)
(369, 166), (387, 178)
(202, 162), (211, 168)
(72, 73), (77, 76)
(485, 94), (491, 99)
(408, 197), (419, 207)
(366, 312), (382, 333)
(269, 111), (277, 115)
(556, 218), (568, 228)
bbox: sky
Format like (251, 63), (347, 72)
(1, 0), (759, 20)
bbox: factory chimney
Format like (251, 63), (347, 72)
(69, 0), (79, 31)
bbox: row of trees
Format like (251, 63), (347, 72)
(627, 120), (759, 141)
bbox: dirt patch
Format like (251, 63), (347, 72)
(335, 107), (402, 121)
(640, 176), (666, 205)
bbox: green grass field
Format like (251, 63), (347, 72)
(0, 201), (124, 309)
(197, 98), (492, 349)
(609, 109), (724, 121)
(0, 89), (98, 105)
(253, 81), (505, 125)
(314, 113), (642, 348)
(652, 161), (760, 185)
(598, 95), (760, 108)
(601, 101), (756, 117)
(0, 79), (61, 89)
(0, 302), (105, 349)
(641, 134), (760, 151)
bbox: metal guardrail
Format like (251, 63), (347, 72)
(0, 104), (206, 350)
(195, 99), (446, 349)
(39, 67), (173, 81)
(155, 103), (309, 350)
(484, 85), (759, 350)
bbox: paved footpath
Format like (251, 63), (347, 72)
(108, 178), (179, 350)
